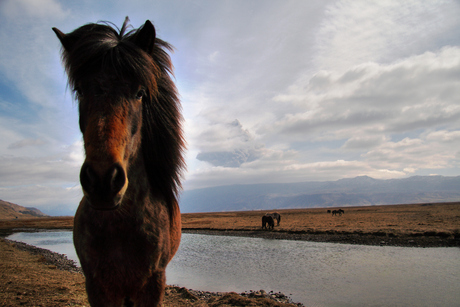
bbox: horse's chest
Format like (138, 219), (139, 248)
(77, 221), (149, 262)
(79, 231), (153, 282)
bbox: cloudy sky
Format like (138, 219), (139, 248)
(0, 0), (459, 215)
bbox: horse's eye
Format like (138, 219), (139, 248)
(135, 89), (146, 100)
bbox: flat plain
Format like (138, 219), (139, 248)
(2, 202), (459, 246)
(182, 202), (460, 235)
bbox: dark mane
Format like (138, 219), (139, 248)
(55, 18), (184, 306)
(59, 18), (185, 208)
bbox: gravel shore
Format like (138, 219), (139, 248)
(6, 239), (82, 273)
(183, 229), (460, 247)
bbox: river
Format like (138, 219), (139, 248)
(7, 230), (460, 306)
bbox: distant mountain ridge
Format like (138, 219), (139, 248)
(0, 200), (48, 219)
(179, 175), (460, 213)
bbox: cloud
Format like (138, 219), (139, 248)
(196, 148), (263, 168)
(185, 45), (460, 189)
(314, 0), (460, 72)
(342, 135), (388, 150)
(0, 0), (68, 19)
(271, 47), (460, 141)
(195, 119), (265, 167)
(1, 0), (67, 18)
(0, 140), (83, 187)
(8, 138), (46, 149)
(0, 139), (83, 215)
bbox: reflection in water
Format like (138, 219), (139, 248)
(8, 231), (460, 306)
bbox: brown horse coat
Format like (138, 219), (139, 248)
(53, 17), (185, 306)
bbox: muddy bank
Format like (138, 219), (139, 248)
(1, 239), (302, 306)
(183, 229), (460, 247)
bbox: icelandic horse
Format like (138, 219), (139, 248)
(53, 17), (185, 306)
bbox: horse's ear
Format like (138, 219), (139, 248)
(52, 27), (76, 52)
(133, 20), (156, 54)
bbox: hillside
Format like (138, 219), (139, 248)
(0, 200), (48, 220)
(179, 175), (460, 213)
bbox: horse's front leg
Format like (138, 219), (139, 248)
(133, 270), (166, 307)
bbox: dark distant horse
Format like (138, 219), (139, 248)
(53, 17), (185, 306)
(262, 215), (275, 230)
(265, 212), (281, 226)
(332, 209), (344, 216)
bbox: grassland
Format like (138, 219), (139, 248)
(1, 202), (459, 246)
(181, 202), (460, 247)
(182, 202), (460, 235)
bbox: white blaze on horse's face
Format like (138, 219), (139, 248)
(77, 83), (144, 210)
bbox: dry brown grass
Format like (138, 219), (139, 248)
(182, 202), (460, 237)
(0, 238), (88, 306)
(1, 202), (459, 238)
(0, 216), (74, 231)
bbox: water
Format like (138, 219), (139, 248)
(7, 231), (460, 306)
(7, 230), (79, 265)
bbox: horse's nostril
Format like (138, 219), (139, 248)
(80, 163), (96, 194)
(108, 163), (126, 195)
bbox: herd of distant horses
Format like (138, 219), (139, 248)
(262, 209), (345, 230)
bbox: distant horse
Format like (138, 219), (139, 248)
(265, 212), (281, 226)
(332, 209), (344, 216)
(262, 215), (275, 230)
(53, 17), (185, 306)
(327, 210), (331, 214)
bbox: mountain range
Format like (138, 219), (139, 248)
(179, 175), (460, 213)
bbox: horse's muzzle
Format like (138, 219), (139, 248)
(80, 162), (127, 210)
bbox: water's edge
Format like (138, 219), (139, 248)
(6, 230), (460, 306)
(182, 228), (460, 247)
(3, 235), (304, 306)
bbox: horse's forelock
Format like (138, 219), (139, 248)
(63, 29), (157, 94)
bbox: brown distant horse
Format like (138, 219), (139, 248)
(266, 212), (281, 226)
(262, 215), (275, 230)
(53, 17), (185, 306)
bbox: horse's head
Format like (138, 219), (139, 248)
(53, 19), (162, 210)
